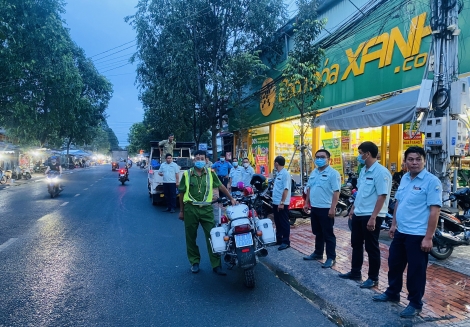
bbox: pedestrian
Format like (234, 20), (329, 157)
(158, 153), (180, 213)
(228, 158), (243, 192)
(159, 133), (175, 158)
(392, 162), (407, 188)
(205, 157), (213, 169)
(241, 157), (255, 186)
(373, 146), (441, 318)
(339, 141), (392, 289)
(272, 156), (292, 251)
(178, 150), (237, 275)
(211, 154), (233, 188)
(303, 149), (341, 268)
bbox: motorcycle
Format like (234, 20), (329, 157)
(118, 168), (128, 185)
(430, 188), (470, 260)
(209, 187), (276, 288)
(46, 171), (62, 198)
(33, 163), (48, 174)
(19, 166), (32, 180)
(288, 181), (311, 225)
(0, 168), (7, 184)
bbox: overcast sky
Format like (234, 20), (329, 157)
(63, 1), (298, 148)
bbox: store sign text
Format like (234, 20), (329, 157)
(319, 12), (431, 85)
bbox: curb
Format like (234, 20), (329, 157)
(260, 247), (440, 327)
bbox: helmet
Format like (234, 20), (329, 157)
(243, 186), (254, 196)
(250, 174), (268, 191)
(237, 181), (245, 190)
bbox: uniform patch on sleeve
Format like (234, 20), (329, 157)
(435, 185), (441, 192)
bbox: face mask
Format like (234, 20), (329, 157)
(314, 158), (327, 168)
(194, 161), (205, 169)
(243, 163), (249, 168)
(233, 162), (238, 167)
(357, 154), (366, 165)
(220, 158), (225, 162)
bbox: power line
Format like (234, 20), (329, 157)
(89, 40), (135, 58)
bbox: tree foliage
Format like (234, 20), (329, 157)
(127, 0), (287, 160)
(0, 0), (114, 153)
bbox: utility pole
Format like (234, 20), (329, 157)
(419, 0), (468, 202)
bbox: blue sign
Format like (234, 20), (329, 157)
(199, 143), (208, 151)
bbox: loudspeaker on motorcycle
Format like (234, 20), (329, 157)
(256, 218), (276, 244)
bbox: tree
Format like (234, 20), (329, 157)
(127, 0), (287, 160)
(276, 0), (326, 185)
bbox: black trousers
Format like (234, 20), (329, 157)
(273, 204), (290, 245)
(218, 176), (228, 188)
(385, 231), (428, 309)
(311, 207), (336, 260)
(163, 183), (176, 210)
(350, 215), (383, 280)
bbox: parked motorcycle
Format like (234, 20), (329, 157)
(431, 188), (470, 260)
(19, 166), (32, 180)
(288, 182), (311, 225)
(46, 171), (62, 198)
(210, 187), (276, 288)
(0, 168), (7, 184)
(118, 168), (128, 185)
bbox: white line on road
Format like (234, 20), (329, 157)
(60, 202), (69, 206)
(84, 188), (88, 190)
(0, 238), (18, 252)
(75, 194), (80, 197)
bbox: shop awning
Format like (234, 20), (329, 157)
(313, 90), (418, 131)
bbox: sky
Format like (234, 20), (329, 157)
(63, 0), (298, 148)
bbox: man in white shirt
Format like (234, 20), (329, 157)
(158, 153), (180, 213)
(228, 158), (243, 192)
(241, 157), (255, 186)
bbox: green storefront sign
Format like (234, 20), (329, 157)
(245, 0), (470, 127)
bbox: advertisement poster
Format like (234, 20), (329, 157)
(252, 134), (269, 176)
(403, 122), (423, 150)
(323, 138), (344, 182)
(341, 130), (350, 152)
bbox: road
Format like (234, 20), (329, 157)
(0, 165), (335, 327)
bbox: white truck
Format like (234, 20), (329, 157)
(147, 141), (195, 205)
(111, 150), (128, 171)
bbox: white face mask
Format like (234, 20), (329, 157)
(243, 163), (249, 168)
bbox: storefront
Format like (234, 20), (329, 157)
(231, 0), (469, 180)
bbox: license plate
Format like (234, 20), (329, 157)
(160, 193), (164, 198)
(234, 233), (253, 248)
(120, 174), (125, 177)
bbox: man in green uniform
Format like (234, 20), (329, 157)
(178, 150), (236, 275)
(159, 133), (175, 157)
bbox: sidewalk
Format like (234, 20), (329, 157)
(262, 218), (470, 327)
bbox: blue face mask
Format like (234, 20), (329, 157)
(357, 154), (366, 165)
(194, 161), (205, 169)
(314, 158), (327, 168)
(233, 162), (238, 167)
(220, 158), (225, 162)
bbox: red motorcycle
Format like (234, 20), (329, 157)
(288, 183), (310, 225)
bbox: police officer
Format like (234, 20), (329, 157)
(228, 158), (243, 192)
(373, 146), (441, 318)
(178, 150), (236, 275)
(44, 156), (63, 190)
(241, 157), (255, 186)
(303, 149), (341, 268)
(159, 133), (175, 158)
(211, 154), (233, 188)
(272, 156), (292, 251)
(339, 141), (392, 289)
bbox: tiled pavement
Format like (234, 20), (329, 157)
(290, 218), (470, 325)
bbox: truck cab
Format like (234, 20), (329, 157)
(147, 141), (195, 205)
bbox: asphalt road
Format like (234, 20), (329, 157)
(0, 165), (336, 327)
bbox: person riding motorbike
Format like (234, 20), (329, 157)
(118, 158), (129, 181)
(44, 156), (63, 190)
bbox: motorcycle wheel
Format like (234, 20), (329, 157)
(289, 218), (296, 226)
(335, 205), (343, 216)
(430, 244), (454, 260)
(244, 268), (255, 288)
(25, 173), (31, 180)
(0, 176), (6, 184)
(121, 180), (125, 185)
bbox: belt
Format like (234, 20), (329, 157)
(185, 201), (211, 208)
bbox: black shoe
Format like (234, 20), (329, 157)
(170, 209), (175, 213)
(303, 253), (323, 261)
(191, 263), (199, 274)
(275, 240), (282, 246)
(322, 259), (336, 268)
(278, 244), (290, 251)
(338, 271), (362, 280)
(400, 305), (422, 318)
(360, 278), (378, 288)
(213, 266), (227, 276)
(162, 208), (170, 212)
(372, 293), (400, 303)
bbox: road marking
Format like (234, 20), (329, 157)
(84, 188), (88, 190)
(60, 202), (69, 206)
(0, 238), (18, 252)
(90, 184), (94, 186)
(75, 194), (80, 197)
